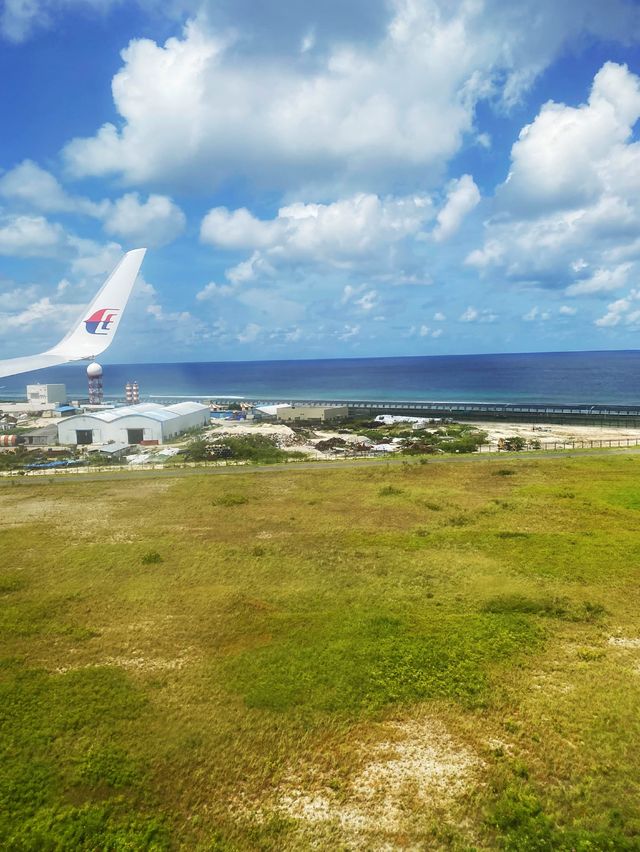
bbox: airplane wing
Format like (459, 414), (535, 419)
(0, 248), (146, 380)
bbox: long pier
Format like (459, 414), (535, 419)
(247, 398), (640, 426)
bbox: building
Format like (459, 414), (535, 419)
(22, 424), (59, 446)
(87, 442), (131, 460)
(26, 384), (67, 406)
(58, 402), (209, 446)
(276, 404), (349, 423)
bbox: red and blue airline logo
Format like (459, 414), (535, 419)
(85, 308), (119, 335)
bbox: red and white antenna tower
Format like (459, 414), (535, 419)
(87, 362), (103, 405)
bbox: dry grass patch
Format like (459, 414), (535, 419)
(263, 716), (480, 848)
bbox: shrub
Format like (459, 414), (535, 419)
(211, 435), (290, 464)
(378, 485), (404, 496)
(213, 494), (248, 507)
(141, 551), (163, 565)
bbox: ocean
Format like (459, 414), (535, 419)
(2, 350), (640, 406)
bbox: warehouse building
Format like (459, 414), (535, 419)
(58, 402), (209, 446)
(275, 404), (349, 423)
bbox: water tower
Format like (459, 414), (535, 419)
(87, 362), (103, 405)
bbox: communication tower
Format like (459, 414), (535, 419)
(87, 362), (103, 405)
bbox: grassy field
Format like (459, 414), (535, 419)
(1, 455), (640, 850)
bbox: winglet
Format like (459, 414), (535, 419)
(52, 248), (146, 361)
(0, 248), (146, 379)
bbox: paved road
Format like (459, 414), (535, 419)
(2, 446), (640, 488)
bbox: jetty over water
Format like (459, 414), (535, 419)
(248, 399), (640, 426)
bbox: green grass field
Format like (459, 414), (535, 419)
(1, 455), (640, 850)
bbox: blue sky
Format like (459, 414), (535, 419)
(0, 0), (639, 364)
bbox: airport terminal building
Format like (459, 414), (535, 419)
(58, 402), (209, 445)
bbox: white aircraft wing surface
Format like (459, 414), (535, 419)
(0, 248), (146, 380)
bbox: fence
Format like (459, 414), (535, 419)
(478, 437), (640, 453)
(3, 437), (640, 478)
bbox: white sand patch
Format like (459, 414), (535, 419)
(469, 420), (640, 449)
(273, 718), (480, 843)
(608, 637), (640, 648)
(54, 641), (195, 674)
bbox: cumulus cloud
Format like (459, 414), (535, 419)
(432, 174), (480, 241)
(102, 192), (186, 247)
(501, 62), (640, 214)
(0, 214), (65, 257)
(459, 305), (497, 323)
(595, 291), (640, 328)
(237, 322), (261, 343)
(200, 207), (279, 249)
(419, 324), (443, 338)
(523, 306), (550, 321)
(203, 192), (434, 283)
(61, 2), (640, 192)
(0, 160), (97, 214)
(341, 284), (379, 313)
(565, 263), (631, 296)
(0, 160), (186, 247)
(196, 281), (236, 300)
(468, 63), (640, 295)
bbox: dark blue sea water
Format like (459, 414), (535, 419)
(2, 350), (640, 405)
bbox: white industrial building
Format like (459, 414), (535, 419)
(58, 402), (209, 446)
(27, 384), (67, 406)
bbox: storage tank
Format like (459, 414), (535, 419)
(0, 435), (24, 446)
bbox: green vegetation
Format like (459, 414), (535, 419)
(185, 433), (306, 464)
(1, 456), (640, 848)
(339, 418), (488, 454)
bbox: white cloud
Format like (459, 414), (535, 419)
(237, 322), (261, 343)
(196, 281), (236, 300)
(338, 323), (360, 340)
(595, 290), (640, 327)
(0, 161), (185, 248)
(559, 304), (577, 315)
(460, 306), (478, 322)
(102, 192), (186, 247)
(62, 3), (640, 192)
(432, 174), (480, 241)
(200, 207), (278, 249)
(0, 160), (81, 213)
(0, 295), (85, 340)
(341, 284), (379, 312)
(459, 305), (497, 323)
(0, 213), (65, 257)
(433, 311), (446, 321)
(501, 63), (640, 214)
(565, 263), (632, 296)
(204, 192), (433, 283)
(468, 63), (640, 294)
(523, 306), (550, 321)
